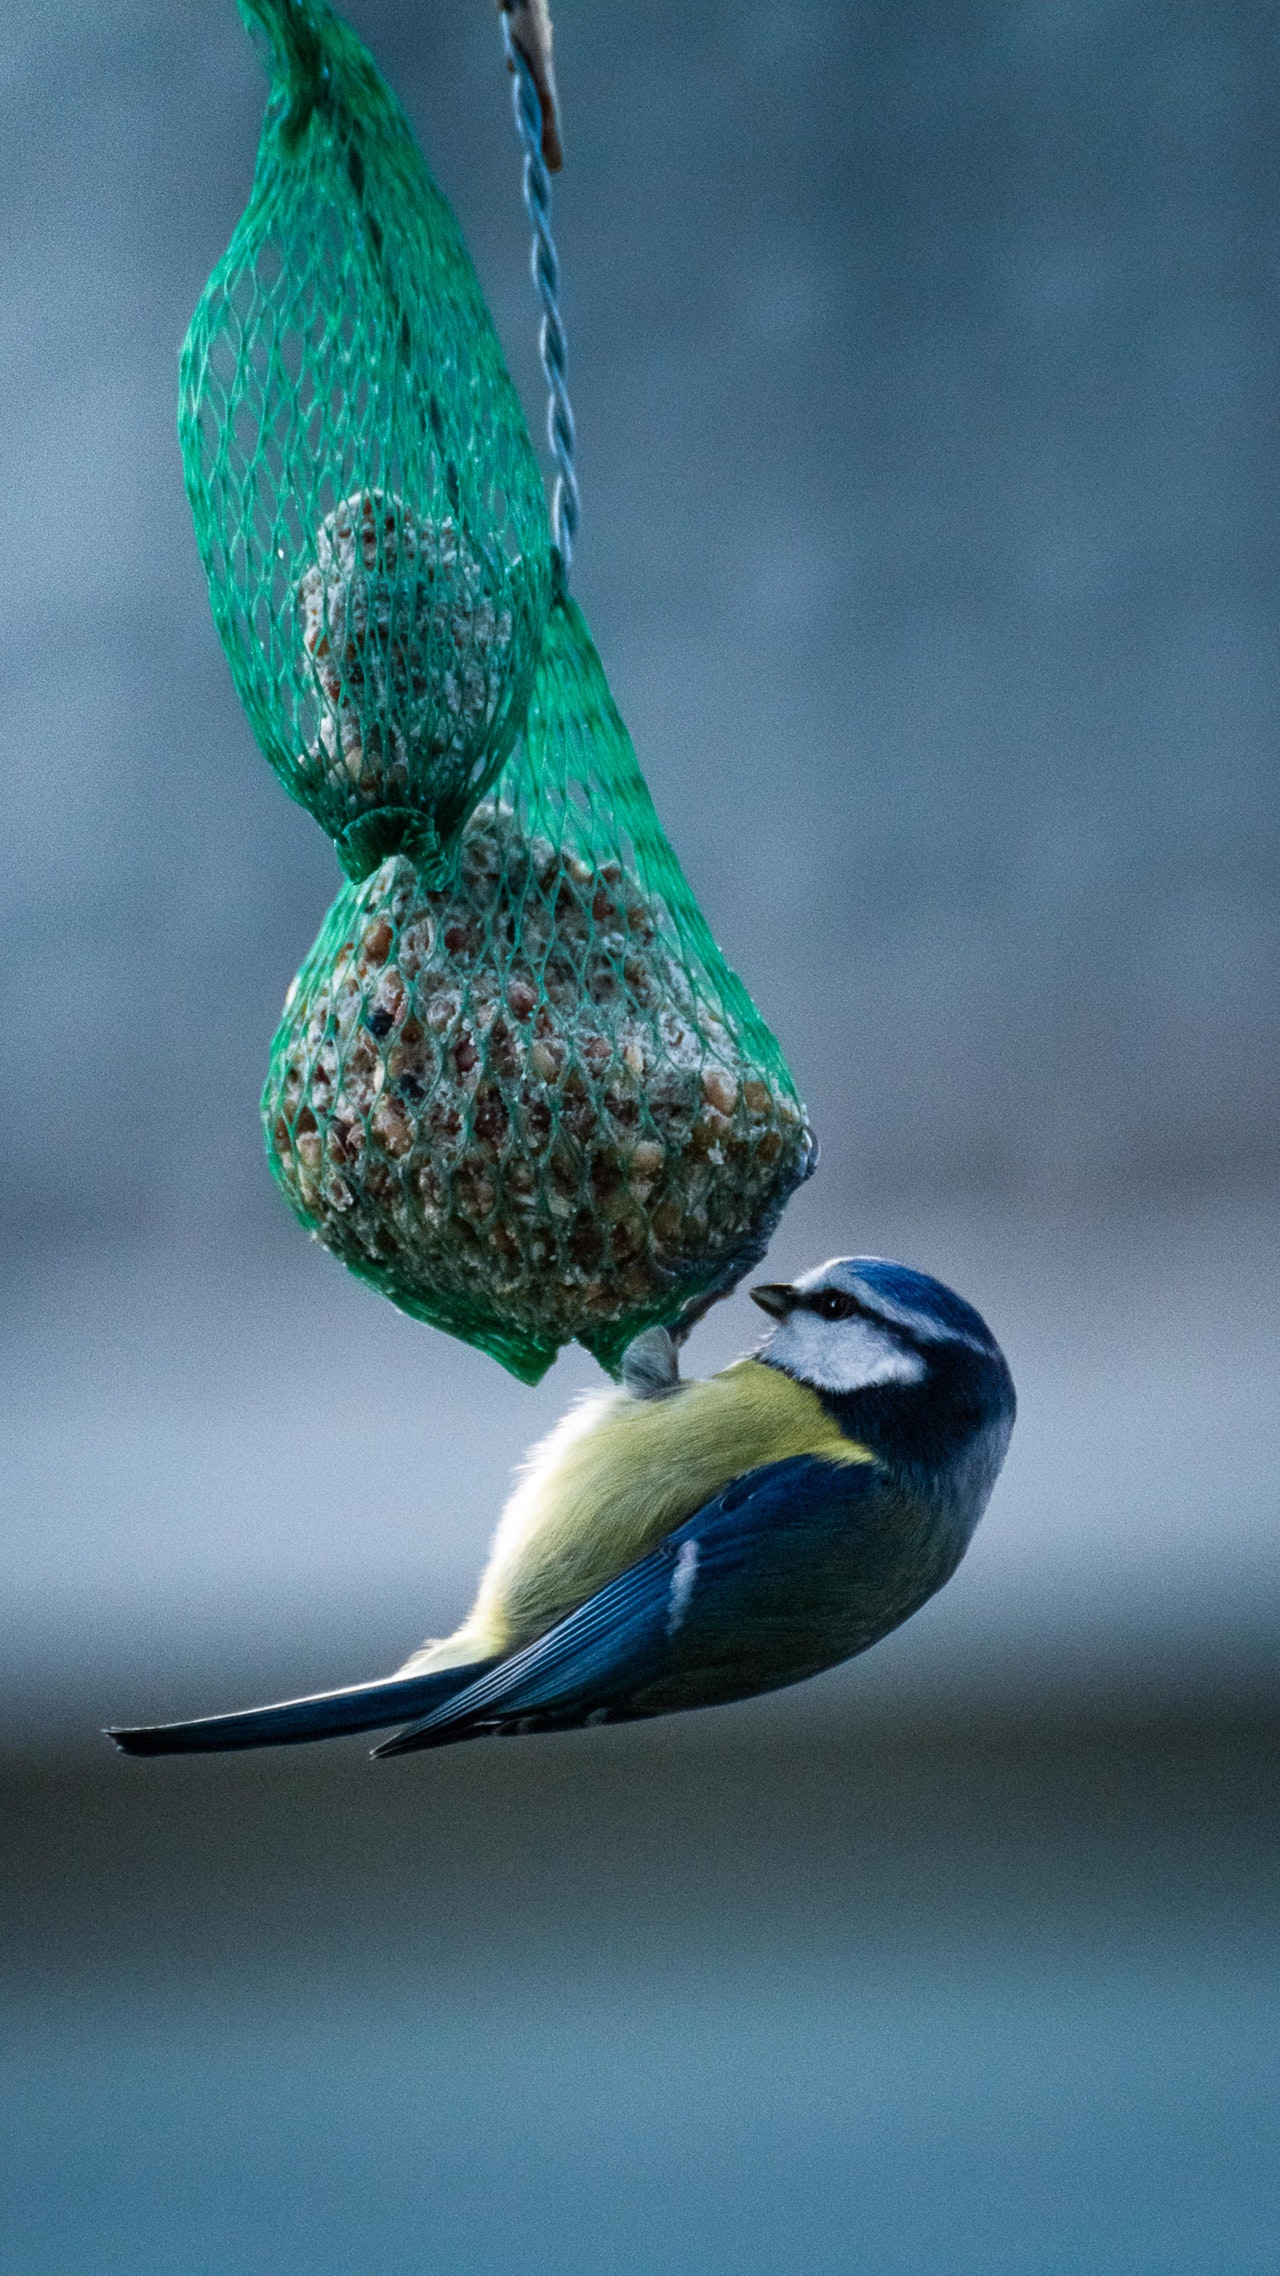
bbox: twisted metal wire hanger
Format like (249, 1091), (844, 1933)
(500, 2), (579, 579)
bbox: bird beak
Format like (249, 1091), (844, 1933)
(750, 1283), (794, 1320)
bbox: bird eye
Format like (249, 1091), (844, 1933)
(815, 1290), (858, 1321)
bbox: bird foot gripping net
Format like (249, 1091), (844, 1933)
(190, 0), (814, 1382)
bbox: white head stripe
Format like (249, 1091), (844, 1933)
(848, 1286), (989, 1352)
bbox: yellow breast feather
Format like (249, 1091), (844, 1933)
(445, 1361), (875, 1660)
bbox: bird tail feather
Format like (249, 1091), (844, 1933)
(106, 1660), (497, 1756)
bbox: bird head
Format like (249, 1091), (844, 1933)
(751, 1256), (1015, 1500)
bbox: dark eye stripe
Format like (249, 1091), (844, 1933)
(800, 1289), (869, 1323)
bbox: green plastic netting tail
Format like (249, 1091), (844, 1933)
(264, 589), (816, 1383)
(181, 0), (553, 882)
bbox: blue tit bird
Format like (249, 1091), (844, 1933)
(109, 1257), (1014, 1761)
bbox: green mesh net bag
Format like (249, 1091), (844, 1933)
(264, 590), (816, 1383)
(181, 0), (553, 880)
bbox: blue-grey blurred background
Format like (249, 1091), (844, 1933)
(1, 3), (1277, 2270)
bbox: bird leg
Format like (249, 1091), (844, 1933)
(620, 1326), (682, 1400)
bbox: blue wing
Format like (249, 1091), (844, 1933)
(374, 1454), (892, 1757)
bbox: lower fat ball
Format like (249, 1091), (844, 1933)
(109, 1257), (1015, 1759)
(264, 801), (814, 1381)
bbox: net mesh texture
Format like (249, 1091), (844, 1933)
(266, 591), (815, 1383)
(180, 0), (553, 881)
(188, 0), (815, 1382)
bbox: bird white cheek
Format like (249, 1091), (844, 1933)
(765, 1313), (926, 1393)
